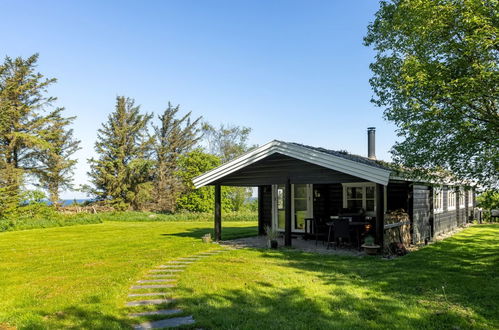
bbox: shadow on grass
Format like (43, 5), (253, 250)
(256, 224), (499, 328)
(27, 306), (130, 330)
(178, 224), (498, 329)
(163, 226), (258, 241)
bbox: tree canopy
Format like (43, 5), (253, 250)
(365, 0), (498, 187)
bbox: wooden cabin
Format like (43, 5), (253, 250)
(193, 129), (476, 248)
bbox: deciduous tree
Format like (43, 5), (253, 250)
(365, 0), (498, 187)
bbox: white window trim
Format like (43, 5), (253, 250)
(342, 182), (377, 216)
(458, 188), (465, 209)
(447, 188), (456, 211)
(434, 187), (444, 214)
(468, 190), (474, 207)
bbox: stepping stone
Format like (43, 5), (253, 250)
(131, 284), (176, 289)
(137, 279), (176, 283)
(126, 298), (173, 307)
(133, 316), (195, 329)
(150, 269), (183, 273)
(168, 261), (194, 264)
(177, 257), (200, 260)
(157, 265), (186, 268)
(129, 309), (182, 317)
(128, 292), (167, 297)
(146, 274), (177, 278)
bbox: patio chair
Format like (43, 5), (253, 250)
(331, 218), (352, 249)
(304, 218), (328, 246)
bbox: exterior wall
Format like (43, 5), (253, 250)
(412, 184), (432, 244)
(258, 185), (273, 235)
(312, 183), (343, 220)
(433, 186), (470, 236)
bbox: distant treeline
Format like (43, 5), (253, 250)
(0, 54), (255, 222)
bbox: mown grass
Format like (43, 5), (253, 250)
(0, 222), (497, 329)
(0, 221), (257, 329)
(177, 224), (499, 329)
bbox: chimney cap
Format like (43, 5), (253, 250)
(367, 127), (376, 131)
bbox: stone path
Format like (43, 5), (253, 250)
(125, 247), (236, 329)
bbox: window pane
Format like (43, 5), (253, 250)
(366, 186), (375, 199)
(277, 188), (284, 209)
(294, 184), (307, 198)
(294, 199), (307, 211)
(347, 187), (362, 199)
(347, 200), (363, 209)
(366, 200), (375, 212)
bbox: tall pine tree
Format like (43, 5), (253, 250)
(87, 96), (153, 210)
(0, 54), (75, 213)
(33, 109), (81, 205)
(152, 103), (201, 212)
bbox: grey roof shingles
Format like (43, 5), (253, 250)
(289, 142), (392, 171)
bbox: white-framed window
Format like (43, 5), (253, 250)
(448, 188), (456, 211)
(434, 187), (444, 213)
(468, 190), (474, 207)
(458, 188), (465, 209)
(342, 183), (376, 216)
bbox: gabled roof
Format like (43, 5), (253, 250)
(193, 140), (393, 188)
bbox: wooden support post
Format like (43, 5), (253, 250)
(258, 186), (265, 236)
(285, 179), (292, 246)
(214, 184), (222, 241)
(376, 183), (385, 250)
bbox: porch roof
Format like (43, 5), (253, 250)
(193, 140), (393, 187)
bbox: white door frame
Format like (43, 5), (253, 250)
(272, 184), (313, 233)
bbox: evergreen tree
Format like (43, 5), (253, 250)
(0, 54), (68, 212)
(87, 96), (153, 210)
(33, 110), (81, 205)
(152, 103), (201, 212)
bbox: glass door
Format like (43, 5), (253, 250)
(273, 184), (312, 232)
(276, 184), (286, 231)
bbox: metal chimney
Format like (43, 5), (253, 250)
(367, 127), (376, 160)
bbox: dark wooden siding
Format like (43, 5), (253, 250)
(434, 186), (457, 236)
(412, 184), (432, 244)
(258, 185), (272, 235)
(214, 153), (367, 186)
(313, 183), (342, 220)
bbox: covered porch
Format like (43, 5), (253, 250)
(193, 141), (395, 249)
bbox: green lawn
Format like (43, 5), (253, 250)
(0, 222), (497, 329)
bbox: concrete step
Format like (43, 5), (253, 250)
(133, 316), (195, 329)
(128, 292), (168, 297)
(145, 275), (177, 278)
(137, 279), (176, 283)
(149, 269), (183, 273)
(131, 284), (175, 289)
(126, 298), (173, 307)
(129, 309), (182, 317)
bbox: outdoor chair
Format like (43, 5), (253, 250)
(304, 217), (328, 245)
(330, 218), (352, 249)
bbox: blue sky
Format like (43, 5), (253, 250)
(1, 0), (399, 199)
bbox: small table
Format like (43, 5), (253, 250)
(328, 216), (369, 250)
